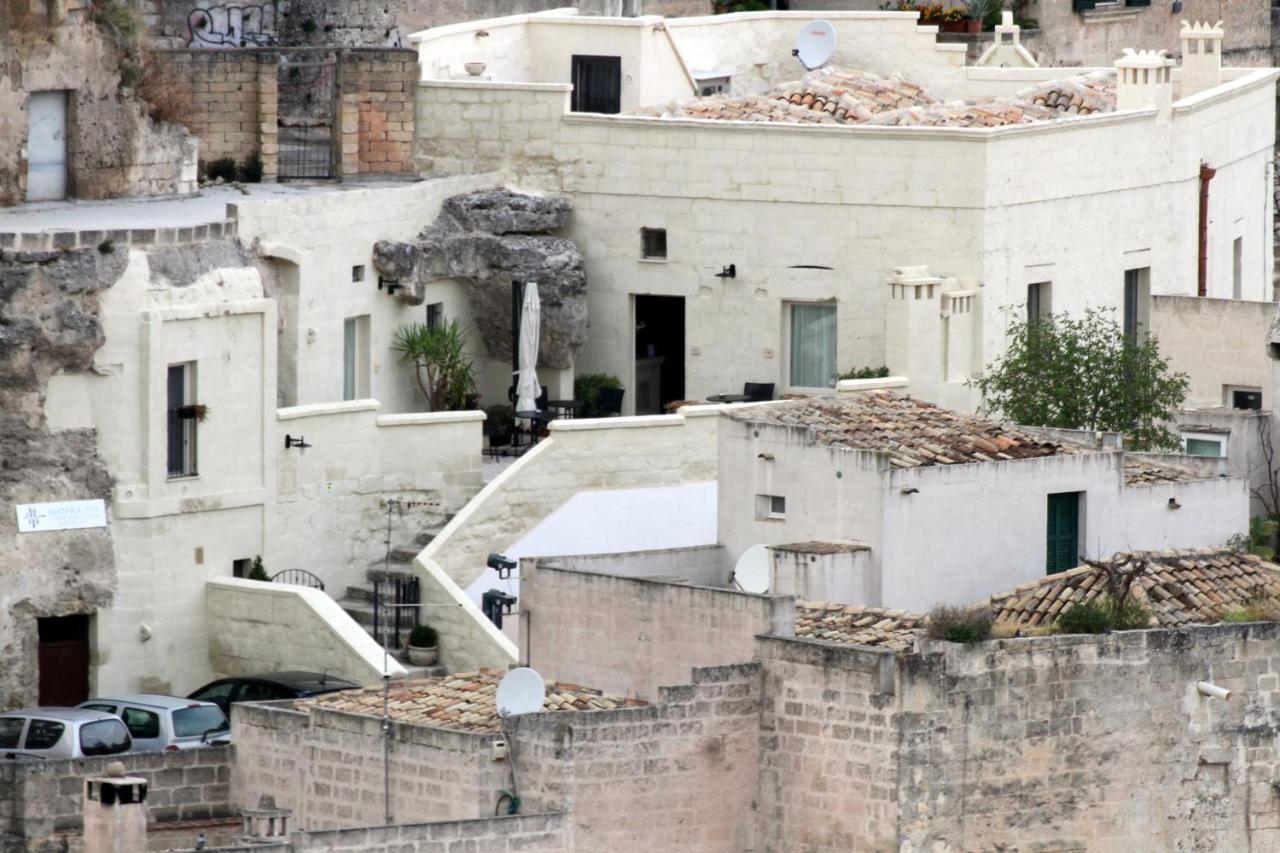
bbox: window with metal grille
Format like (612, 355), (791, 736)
(1046, 492), (1081, 574)
(641, 228), (667, 260)
(571, 55), (622, 114)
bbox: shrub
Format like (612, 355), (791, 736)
(926, 604), (993, 644)
(91, 0), (143, 46)
(248, 555), (269, 582)
(204, 157), (237, 183)
(574, 373), (622, 418)
(238, 152), (264, 183)
(485, 404), (514, 435)
(408, 624), (438, 648)
(392, 321), (477, 412)
(1055, 599), (1113, 634)
(1218, 591), (1280, 624)
(134, 54), (192, 126)
(838, 365), (890, 381)
(1111, 599), (1153, 630)
(98, 239), (115, 255)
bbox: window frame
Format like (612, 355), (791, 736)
(342, 315), (371, 402)
(756, 494), (787, 521)
(640, 227), (668, 261)
(785, 301), (838, 391)
(166, 362), (198, 479)
(1027, 282), (1051, 323)
(1181, 433), (1226, 458)
(1046, 491), (1083, 575)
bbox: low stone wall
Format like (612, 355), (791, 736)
(206, 578), (406, 683)
(207, 814), (567, 852)
(522, 562), (792, 700)
(0, 747), (234, 847)
(0, 220), (236, 253)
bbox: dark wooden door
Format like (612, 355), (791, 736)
(37, 615), (90, 706)
(571, 55), (622, 114)
(1046, 493), (1080, 575)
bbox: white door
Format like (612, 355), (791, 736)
(27, 92), (67, 201)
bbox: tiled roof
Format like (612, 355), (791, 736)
(772, 541), (870, 554)
(634, 67), (1115, 129)
(795, 602), (924, 650)
(731, 390), (1063, 468)
(301, 669), (646, 733)
(990, 549), (1280, 629)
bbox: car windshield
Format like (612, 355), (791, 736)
(0, 718), (24, 749)
(80, 720), (130, 756)
(173, 706), (229, 737)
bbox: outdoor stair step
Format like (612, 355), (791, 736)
(344, 585), (377, 604)
(339, 598), (376, 627)
(389, 547), (421, 563)
(414, 528), (444, 547)
(365, 567), (418, 584)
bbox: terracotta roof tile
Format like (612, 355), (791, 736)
(300, 669), (646, 733)
(795, 602), (924, 650)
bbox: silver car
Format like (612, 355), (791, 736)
(79, 694), (230, 753)
(0, 708), (132, 760)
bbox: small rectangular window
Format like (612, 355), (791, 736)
(1232, 237), (1242, 300)
(167, 362), (198, 478)
(342, 316), (370, 401)
(1027, 282), (1051, 323)
(1183, 436), (1225, 457)
(1123, 268), (1150, 341)
(1231, 388), (1263, 410)
(232, 558), (251, 579)
(641, 228), (667, 260)
(352, 265), (365, 283)
(756, 494), (786, 520)
(426, 303), (444, 330)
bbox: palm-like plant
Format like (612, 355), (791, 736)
(391, 321), (476, 412)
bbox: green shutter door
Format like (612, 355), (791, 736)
(1046, 493), (1079, 574)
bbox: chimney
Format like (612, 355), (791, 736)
(83, 763), (148, 853)
(1180, 20), (1224, 98)
(1114, 48), (1174, 113)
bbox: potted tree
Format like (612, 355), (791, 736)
(485, 404), (515, 448)
(406, 624), (439, 666)
(391, 321), (477, 411)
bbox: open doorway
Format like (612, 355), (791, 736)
(37, 615), (91, 706)
(634, 295), (685, 414)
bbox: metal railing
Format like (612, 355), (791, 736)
(372, 577), (420, 649)
(269, 569), (326, 591)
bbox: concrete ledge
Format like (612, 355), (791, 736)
(418, 79), (572, 93)
(277, 399), (381, 420)
(376, 410), (485, 427)
(549, 414), (684, 432)
(1173, 68), (1280, 115)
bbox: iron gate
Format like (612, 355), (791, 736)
(278, 55), (336, 180)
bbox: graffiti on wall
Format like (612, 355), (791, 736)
(187, 2), (277, 48)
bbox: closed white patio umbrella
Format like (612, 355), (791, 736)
(515, 282), (541, 412)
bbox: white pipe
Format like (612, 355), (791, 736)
(1196, 681), (1231, 700)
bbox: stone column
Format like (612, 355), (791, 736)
(257, 54), (279, 182)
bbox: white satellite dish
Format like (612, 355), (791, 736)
(496, 667), (546, 718)
(733, 544), (771, 594)
(793, 19), (837, 71)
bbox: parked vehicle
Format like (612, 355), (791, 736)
(0, 708), (131, 760)
(187, 671), (359, 718)
(78, 694), (230, 753)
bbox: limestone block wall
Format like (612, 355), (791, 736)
(337, 50), (417, 175)
(1150, 294), (1278, 409)
(520, 562), (793, 700)
(0, 747), (234, 846)
(207, 814), (569, 852)
(205, 578), (407, 684)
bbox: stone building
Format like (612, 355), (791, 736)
(411, 9), (1278, 415)
(0, 0), (198, 206)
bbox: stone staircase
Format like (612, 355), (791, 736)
(337, 521), (451, 678)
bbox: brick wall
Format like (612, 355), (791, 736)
(337, 50), (417, 175)
(522, 561), (793, 700)
(0, 747), (233, 845)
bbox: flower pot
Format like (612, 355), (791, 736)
(464, 62), (486, 77)
(406, 644), (438, 666)
(941, 20), (965, 32)
(965, 19), (982, 33)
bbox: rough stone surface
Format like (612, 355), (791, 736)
(0, 247), (125, 708)
(373, 190), (587, 368)
(148, 239), (250, 288)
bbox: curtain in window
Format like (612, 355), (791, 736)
(343, 318), (357, 401)
(790, 304), (837, 388)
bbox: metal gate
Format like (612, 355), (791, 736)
(277, 55), (336, 180)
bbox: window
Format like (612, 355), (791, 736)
(79, 720), (130, 756)
(232, 558), (251, 579)
(342, 315), (370, 401)
(1183, 434), (1226, 457)
(173, 706), (228, 738)
(426, 303), (444, 330)
(1046, 492), (1081, 574)
(788, 303), (837, 389)
(1232, 237), (1242, 300)
(0, 718), (24, 749)
(235, 681), (288, 703)
(1123, 267), (1150, 340)
(23, 719), (65, 750)
(641, 228), (667, 260)
(120, 708), (161, 740)
(1230, 388), (1263, 410)
(570, 55), (622, 114)
(1027, 282), (1051, 323)
(352, 265), (365, 283)
(756, 494), (786, 520)
(167, 362), (197, 478)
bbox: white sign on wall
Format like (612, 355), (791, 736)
(16, 499), (108, 533)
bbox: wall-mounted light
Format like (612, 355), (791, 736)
(284, 434), (312, 450)
(487, 552), (517, 580)
(715, 264), (737, 279)
(378, 276), (403, 295)
(1168, 497), (1182, 510)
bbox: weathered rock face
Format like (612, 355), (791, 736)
(374, 190), (587, 369)
(0, 247), (123, 708)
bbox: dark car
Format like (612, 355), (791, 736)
(187, 671), (360, 718)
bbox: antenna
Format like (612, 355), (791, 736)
(732, 544), (771, 594)
(792, 19), (837, 71)
(496, 668), (546, 717)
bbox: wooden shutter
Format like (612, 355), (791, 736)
(1073, 0), (1097, 10)
(1046, 493), (1080, 574)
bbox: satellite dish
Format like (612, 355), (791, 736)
(496, 667), (546, 717)
(733, 544), (771, 594)
(793, 19), (837, 71)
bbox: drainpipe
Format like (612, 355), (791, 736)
(1198, 162), (1216, 297)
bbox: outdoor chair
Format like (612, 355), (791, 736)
(597, 387), (625, 417)
(743, 382), (775, 402)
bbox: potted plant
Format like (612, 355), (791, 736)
(941, 7), (966, 32)
(406, 624), (439, 666)
(177, 403), (211, 422)
(966, 0), (996, 32)
(391, 320), (477, 412)
(573, 373), (623, 418)
(485, 404), (515, 447)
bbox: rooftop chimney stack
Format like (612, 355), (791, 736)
(1179, 20), (1224, 99)
(83, 764), (148, 853)
(1114, 48), (1174, 113)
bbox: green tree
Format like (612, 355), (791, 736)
(971, 308), (1188, 451)
(391, 321), (476, 412)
